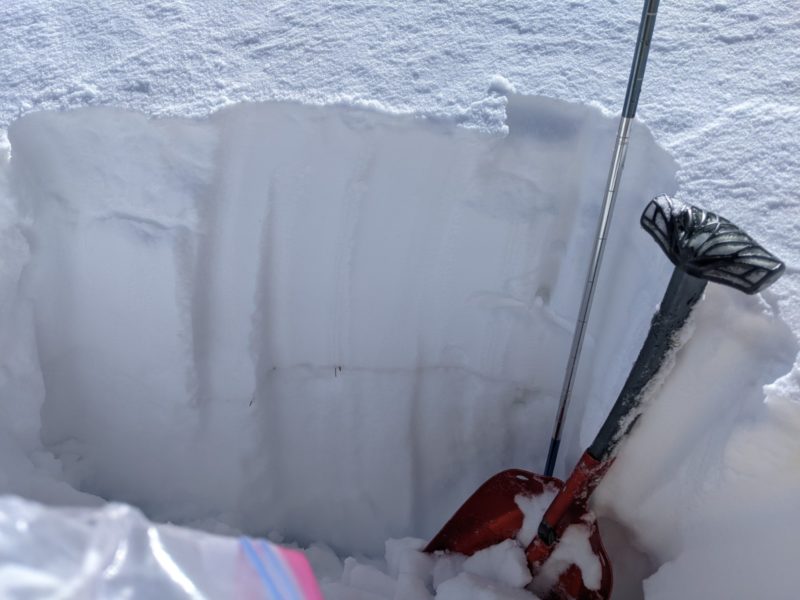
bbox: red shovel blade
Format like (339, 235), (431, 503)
(425, 469), (612, 600)
(426, 469), (550, 555)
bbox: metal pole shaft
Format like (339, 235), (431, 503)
(544, 0), (660, 476)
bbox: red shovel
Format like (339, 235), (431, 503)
(426, 196), (785, 599)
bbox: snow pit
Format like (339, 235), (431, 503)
(0, 93), (797, 598)
(1, 93), (676, 546)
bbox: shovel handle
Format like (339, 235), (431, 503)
(528, 451), (610, 556)
(588, 195), (785, 463)
(587, 268), (706, 462)
(528, 268), (704, 566)
(527, 196), (784, 567)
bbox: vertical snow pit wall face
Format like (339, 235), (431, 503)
(0, 133), (72, 506)
(7, 98), (677, 554)
(9, 109), (220, 518)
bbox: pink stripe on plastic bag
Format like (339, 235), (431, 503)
(276, 547), (324, 600)
(239, 537), (324, 600)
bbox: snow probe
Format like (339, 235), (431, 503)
(545, 0), (660, 477)
(426, 195), (785, 600)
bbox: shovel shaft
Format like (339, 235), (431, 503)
(530, 451), (611, 555)
(529, 269), (706, 564)
(588, 268), (707, 462)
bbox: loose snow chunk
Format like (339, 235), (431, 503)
(320, 538), (435, 599)
(341, 557), (397, 597)
(463, 539), (533, 588)
(532, 524), (602, 596)
(436, 573), (540, 600)
(488, 74), (516, 95)
(385, 537), (434, 581)
(304, 542), (344, 581)
(431, 552), (467, 589)
(515, 488), (558, 546)
(322, 582), (390, 600)
(395, 573), (435, 600)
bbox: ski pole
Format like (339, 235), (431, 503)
(544, 0), (661, 476)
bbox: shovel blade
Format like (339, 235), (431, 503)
(426, 469), (612, 600)
(426, 469), (554, 555)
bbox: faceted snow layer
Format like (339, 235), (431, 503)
(0, 96), (797, 599)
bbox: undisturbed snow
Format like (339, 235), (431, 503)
(1, 0), (799, 599)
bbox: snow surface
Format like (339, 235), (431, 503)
(1, 0), (799, 598)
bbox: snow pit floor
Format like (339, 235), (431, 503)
(0, 94), (797, 599)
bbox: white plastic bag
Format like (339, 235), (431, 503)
(0, 496), (322, 599)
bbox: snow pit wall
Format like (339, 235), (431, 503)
(2, 96), (678, 554)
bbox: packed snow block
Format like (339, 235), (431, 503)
(6, 97), (676, 553)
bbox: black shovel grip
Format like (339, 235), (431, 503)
(641, 195), (785, 295)
(588, 195), (785, 462)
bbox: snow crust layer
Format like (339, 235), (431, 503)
(1, 96), (676, 557)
